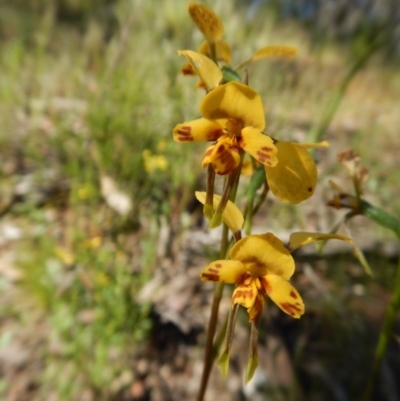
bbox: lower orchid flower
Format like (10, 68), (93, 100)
(201, 231), (351, 382)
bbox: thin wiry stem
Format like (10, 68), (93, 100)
(197, 158), (243, 401)
(363, 252), (400, 400)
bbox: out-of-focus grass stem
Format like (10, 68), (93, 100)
(363, 251), (400, 400)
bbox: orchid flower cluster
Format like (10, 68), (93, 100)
(172, 2), (351, 392)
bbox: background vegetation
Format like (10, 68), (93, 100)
(0, 1), (399, 400)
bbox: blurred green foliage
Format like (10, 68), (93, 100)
(0, 1), (399, 400)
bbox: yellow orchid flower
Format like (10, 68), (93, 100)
(181, 40), (231, 77)
(173, 81), (318, 203)
(178, 50), (222, 92)
(200, 232), (351, 320)
(188, 2), (224, 44)
(173, 81), (278, 175)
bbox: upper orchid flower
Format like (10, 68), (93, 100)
(173, 81), (319, 203)
(173, 81), (278, 175)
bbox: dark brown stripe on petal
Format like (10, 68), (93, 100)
(201, 273), (220, 281)
(280, 302), (302, 316)
(176, 126), (194, 142)
(206, 129), (223, 141)
(232, 288), (254, 303)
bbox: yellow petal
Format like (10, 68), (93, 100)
(232, 280), (257, 309)
(200, 82), (265, 130)
(265, 141), (317, 204)
(173, 118), (224, 143)
(251, 45), (298, 61)
(288, 232), (352, 252)
(188, 2), (224, 43)
(200, 260), (246, 283)
(198, 40), (232, 64)
(202, 136), (241, 175)
(240, 159), (255, 176)
(195, 191), (244, 233)
(239, 127), (278, 167)
(230, 233), (295, 280)
(260, 275), (304, 318)
(178, 50), (222, 91)
(299, 140), (330, 149)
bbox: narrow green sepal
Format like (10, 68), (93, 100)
(245, 317), (260, 384)
(217, 349), (230, 377)
(221, 66), (241, 83)
(352, 239), (373, 276)
(245, 354), (259, 384)
(361, 200), (400, 239)
(209, 210), (223, 228)
(247, 166), (266, 203)
(203, 204), (214, 220)
(316, 215), (347, 255)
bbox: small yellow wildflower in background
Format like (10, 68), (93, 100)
(142, 149), (168, 174)
(55, 246), (75, 266)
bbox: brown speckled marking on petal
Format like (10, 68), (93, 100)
(307, 186), (313, 192)
(280, 302), (302, 316)
(215, 263), (222, 268)
(176, 126), (194, 142)
(260, 277), (271, 295)
(201, 273), (220, 281)
(232, 288), (254, 303)
(290, 290), (298, 299)
(181, 64), (195, 75)
(206, 129), (224, 141)
(261, 146), (273, 152)
(256, 148), (273, 165)
(214, 147), (239, 175)
(204, 148), (213, 157)
(249, 294), (264, 321)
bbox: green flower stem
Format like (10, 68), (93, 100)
(363, 252), (400, 401)
(197, 158), (244, 401)
(209, 42), (218, 65)
(197, 281), (225, 401)
(252, 182), (269, 216)
(244, 181), (269, 235)
(197, 223), (229, 401)
(352, 174), (362, 203)
(204, 165), (216, 220)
